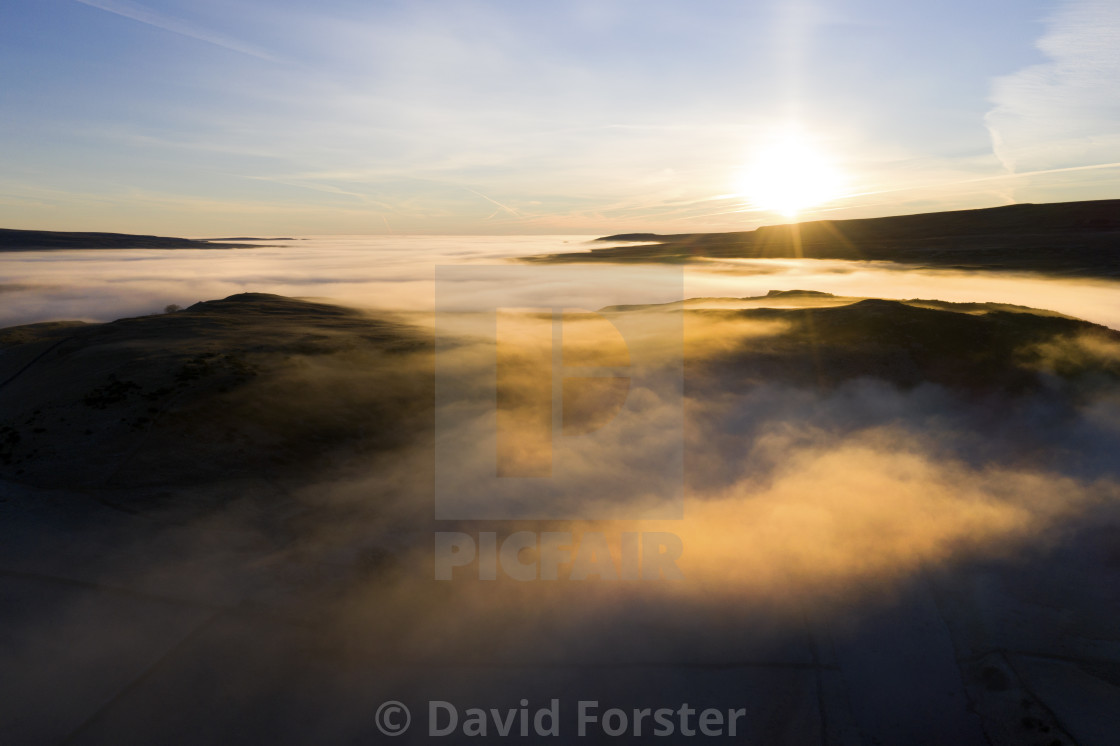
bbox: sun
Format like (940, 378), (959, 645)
(736, 131), (846, 218)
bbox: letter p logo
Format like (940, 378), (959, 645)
(435, 266), (683, 520)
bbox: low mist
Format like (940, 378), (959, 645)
(3, 257), (1119, 744)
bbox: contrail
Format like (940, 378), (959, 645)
(74, 0), (279, 62)
(840, 161), (1120, 201)
(467, 188), (521, 219)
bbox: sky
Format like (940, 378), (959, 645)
(0, 0), (1117, 235)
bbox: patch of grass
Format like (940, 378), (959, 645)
(83, 376), (142, 408)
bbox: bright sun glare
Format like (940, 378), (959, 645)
(737, 131), (846, 218)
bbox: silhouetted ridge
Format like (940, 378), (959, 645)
(0, 228), (263, 251)
(534, 199), (1120, 278)
(765, 289), (835, 298)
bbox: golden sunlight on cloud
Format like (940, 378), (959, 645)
(670, 437), (1096, 598)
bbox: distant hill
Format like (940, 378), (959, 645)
(528, 199), (1120, 277)
(682, 296), (1119, 395)
(0, 228), (266, 251)
(0, 293), (430, 501)
(203, 237), (298, 241)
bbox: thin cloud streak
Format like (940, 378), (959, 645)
(73, 0), (279, 62)
(841, 161), (1120, 202)
(467, 188), (522, 219)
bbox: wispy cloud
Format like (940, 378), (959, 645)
(986, 0), (1120, 172)
(466, 188), (522, 219)
(74, 0), (278, 62)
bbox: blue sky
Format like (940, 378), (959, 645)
(1, 0), (1117, 234)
